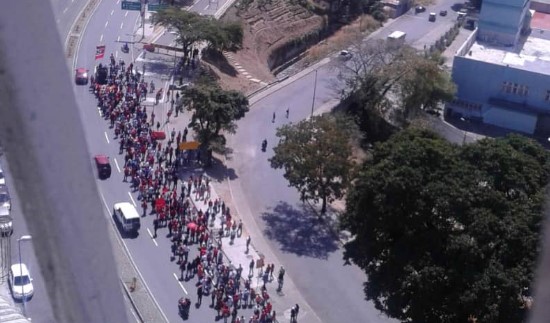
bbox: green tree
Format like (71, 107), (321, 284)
(181, 78), (249, 165)
(342, 128), (549, 323)
(339, 40), (455, 128)
(152, 8), (206, 57)
(152, 8), (243, 56)
(269, 114), (357, 214)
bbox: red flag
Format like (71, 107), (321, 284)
(95, 45), (105, 60)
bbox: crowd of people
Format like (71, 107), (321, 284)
(89, 56), (293, 322)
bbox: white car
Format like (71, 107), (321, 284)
(9, 263), (34, 300)
(0, 185), (10, 216)
(340, 50), (353, 59)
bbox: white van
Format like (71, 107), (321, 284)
(113, 202), (140, 234)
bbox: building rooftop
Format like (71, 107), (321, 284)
(532, 11), (550, 29)
(466, 35), (550, 75)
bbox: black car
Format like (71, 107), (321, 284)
(440, 10), (448, 16)
(95, 64), (108, 85)
(415, 5), (426, 13)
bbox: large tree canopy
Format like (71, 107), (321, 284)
(152, 8), (243, 55)
(342, 128), (550, 323)
(181, 76), (249, 165)
(269, 114), (357, 214)
(339, 40), (455, 130)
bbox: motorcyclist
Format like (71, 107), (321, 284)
(262, 139), (267, 151)
(150, 80), (155, 93)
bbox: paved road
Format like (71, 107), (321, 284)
(227, 67), (393, 323)
(50, 0), (86, 43)
(223, 1), (469, 323)
(71, 1), (271, 323)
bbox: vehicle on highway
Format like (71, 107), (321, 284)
(340, 50), (352, 59)
(429, 12), (437, 21)
(75, 68), (89, 85)
(415, 5), (425, 13)
(440, 10), (448, 16)
(113, 202), (140, 234)
(94, 64), (108, 85)
(94, 155), (111, 179)
(0, 164), (5, 185)
(9, 263), (34, 300)
(0, 185), (11, 216)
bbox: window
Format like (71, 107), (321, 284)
(502, 81), (528, 96)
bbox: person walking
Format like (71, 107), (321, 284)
(249, 259), (255, 277)
(246, 235), (251, 253)
(153, 218), (159, 238)
(197, 284), (203, 306)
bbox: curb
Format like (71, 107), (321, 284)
(121, 278), (145, 323)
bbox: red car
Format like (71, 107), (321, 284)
(75, 68), (89, 85)
(94, 155), (111, 179)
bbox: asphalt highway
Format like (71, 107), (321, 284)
(15, 0), (470, 322)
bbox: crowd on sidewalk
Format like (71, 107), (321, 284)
(89, 55), (299, 323)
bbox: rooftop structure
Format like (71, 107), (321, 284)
(465, 35), (550, 75)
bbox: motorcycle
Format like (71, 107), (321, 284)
(121, 43), (130, 54)
(178, 297), (191, 320)
(261, 139), (267, 152)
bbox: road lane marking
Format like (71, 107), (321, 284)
(129, 306), (140, 323)
(116, 51), (118, 58)
(173, 273), (188, 294)
(205, 4), (209, 9)
(147, 228), (158, 246)
(98, 108), (102, 117)
(105, 21), (109, 28)
(111, 9), (114, 15)
(63, 7), (68, 14)
(128, 192), (137, 206)
(125, 11), (128, 17)
(117, 36), (120, 42)
(100, 34), (103, 42)
(120, 22), (124, 29)
(104, 132), (110, 143)
(114, 158), (121, 173)
(117, 0), (121, 3)
(99, 191), (112, 216)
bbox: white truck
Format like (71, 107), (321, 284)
(387, 31), (406, 47)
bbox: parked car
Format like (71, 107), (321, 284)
(94, 155), (111, 179)
(440, 10), (447, 16)
(0, 185), (11, 216)
(429, 12), (437, 21)
(75, 68), (89, 85)
(0, 164), (5, 185)
(415, 5), (426, 13)
(9, 263), (34, 300)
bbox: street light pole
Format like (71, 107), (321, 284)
(17, 235), (32, 318)
(460, 117), (468, 145)
(310, 69), (318, 118)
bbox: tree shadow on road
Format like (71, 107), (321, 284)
(260, 201), (339, 259)
(205, 155), (238, 182)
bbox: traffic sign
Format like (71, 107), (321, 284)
(121, 1), (142, 11)
(148, 4), (169, 11)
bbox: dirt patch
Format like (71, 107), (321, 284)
(207, 0), (325, 92)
